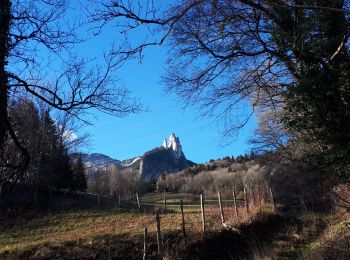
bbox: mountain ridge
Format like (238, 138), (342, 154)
(73, 133), (195, 180)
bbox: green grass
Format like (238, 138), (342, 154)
(140, 192), (199, 203)
(140, 192), (240, 212)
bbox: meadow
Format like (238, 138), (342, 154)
(1, 192), (349, 259)
(0, 192), (272, 259)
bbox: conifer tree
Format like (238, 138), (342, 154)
(72, 156), (87, 192)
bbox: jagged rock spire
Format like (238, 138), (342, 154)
(163, 133), (184, 158)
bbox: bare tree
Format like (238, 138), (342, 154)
(250, 110), (295, 157)
(56, 112), (90, 154)
(108, 164), (125, 196)
(91, 0), (350, 142)
(0, 0), (142, 187)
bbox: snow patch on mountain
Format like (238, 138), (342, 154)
(71, 153), (120, 168)
(121, 156), (142, 167)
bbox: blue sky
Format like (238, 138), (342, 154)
(73, 1), (257, 163)
(78, 41), (256, 163)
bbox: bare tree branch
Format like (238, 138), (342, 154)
(91, 0), (349, 141)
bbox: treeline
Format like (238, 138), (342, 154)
(209, 153), (259, 164)
(86, 164), (154, 199)
(158, 160), (267, 199)
(180, 153), (260, 177)
(157, 149), (335, 211)
(0, 99), (87, 209)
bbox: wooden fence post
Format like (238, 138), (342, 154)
(269, 187), (277, 214)
(118, 193), (121, 208)
(233, 189), (239, 220)
(163, 190), (167, 210)
(244, 187), (250, 214)
(155, 212), (162, 254)
(136, 193), (141, 210)
(143, 227), (147, 260)
(200, 194), (206, 233)
(97, 194), (100, 207)
(180, 200), (187, 241)
(218, 192), (226, 227)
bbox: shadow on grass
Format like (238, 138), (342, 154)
(182, 213), (302, 260)
(1, 213), (304, 260)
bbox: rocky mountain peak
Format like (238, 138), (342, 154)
(75, 132), (195, 182)
(162, 132), (184, 159)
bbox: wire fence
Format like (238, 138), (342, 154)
(129, 187), (277, 259)
(2, 186), (333, 258)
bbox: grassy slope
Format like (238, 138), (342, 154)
(0, 191), (265, 259)
(1, 193), (349, 259)
(0, 208), (235, 259)
(0, 209), (152, 258)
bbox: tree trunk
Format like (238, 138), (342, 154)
(0, 0), (10, 148)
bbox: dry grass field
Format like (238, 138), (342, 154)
(0, 192), (268, 259)
(1, 192), (349, 259)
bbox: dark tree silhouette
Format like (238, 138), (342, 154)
(2, 99), (82, 206)
(0, 0), (142, 187)
(72, 156), (87, 192)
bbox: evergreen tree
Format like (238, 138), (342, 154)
(7, 101), (76, 192)
(72, 156), (87, 192)
(52, 146), (74, 191)
(38, 110), (59, 188)
(9, 100), (41, 185)
(269, 0), (350, 165)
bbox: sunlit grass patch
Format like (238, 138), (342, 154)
(0, 209), (151, 256)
